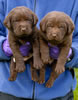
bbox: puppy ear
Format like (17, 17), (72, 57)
(32, 13), (38, 26)
(4, 15), (11, 29)
(40, 18), (46, 32)
(67, 17), (75, 35)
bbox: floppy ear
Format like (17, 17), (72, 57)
(4, 15), (11, 29)
(40, 18), (46, 32)
(67, 17), (75, 35)
(32, 13), (38, 26)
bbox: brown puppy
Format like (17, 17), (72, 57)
(39, 11), (75, 87)
(4, 6), (43, 81)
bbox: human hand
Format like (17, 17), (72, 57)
(48, 43), (72, 60)
(3, 39), (31, 57)
(3, 39), (13, 56)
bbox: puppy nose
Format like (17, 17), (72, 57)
(21, 27), (29, 33)
(21, 27), (26, 31)
(48, 32), (56, 38)
(52, 33), (56, 37)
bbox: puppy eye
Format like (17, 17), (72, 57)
(58, 26), (65, 29)
(26, 19), (32, 22)
(48, 26), (51, 28)
(48, 25), (54, 28)
(13, 20), (19, 22)
(26, 20), (32, 24)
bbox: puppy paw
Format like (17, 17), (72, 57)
(55, 66), (65, 74)
(16, 63), (26, 72)
(32, 77), (38, 82)
(48, 58), (54, 64)
(46, 80), (54, 88)
(9, 70), (17, 81)
(42, 55), (52, 64)
(38, 79), (45, 84)
(8, 76), (16, 81)
(34, 59), (43, 69)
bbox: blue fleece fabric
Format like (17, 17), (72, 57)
(0, 0), (78, 99)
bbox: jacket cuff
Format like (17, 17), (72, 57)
(0, 36), (10, 60)
(65, 47), (78, 68)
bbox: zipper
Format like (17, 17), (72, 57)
(34, 0), (36, 13)
(32, 0), (36, 99)
(32, 82), (35, 99)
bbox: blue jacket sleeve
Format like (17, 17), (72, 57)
(66, 0), (78, 68)
(0, 0), (10, 60)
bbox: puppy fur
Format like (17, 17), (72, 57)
(4, 6), (43, 81)
(39, 11), (75, 87)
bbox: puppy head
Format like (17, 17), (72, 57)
(40, 11), (74, 44)
(4, 6), (38, 37)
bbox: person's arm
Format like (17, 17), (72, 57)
(49, 1), (78, 68)
(65, 0), (78, 68)
(0, 0), (10, 60)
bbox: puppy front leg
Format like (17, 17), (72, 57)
(40, 37), (52, 64)
(12, 44), (25, 72)
(55, 45), (71, 74)
(8, 34), (25, 72)
(33, 38), (43, 69)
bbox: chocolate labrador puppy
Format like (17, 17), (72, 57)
(4, 6), (43, 81)
(39, 11), (74, 87)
